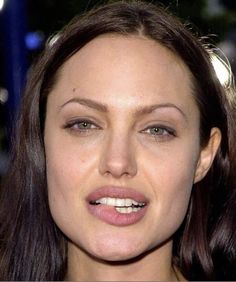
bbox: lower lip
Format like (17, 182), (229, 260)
(87, 204), (147, 226)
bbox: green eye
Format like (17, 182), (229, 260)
(77, 121), (93, 129)
(142, 125), (176, 139)
(149, 127), (167, 135)
(64, 119), (99, 132)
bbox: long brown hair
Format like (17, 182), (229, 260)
(0, 1), (235, 280)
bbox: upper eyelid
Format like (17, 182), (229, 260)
(141, 124), (176, 132)
(63, 118), (100, 129)
(141, 127), (177, 141)
(65, 117), (99, 125)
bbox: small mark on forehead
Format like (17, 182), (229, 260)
(72, 88), (77, 92)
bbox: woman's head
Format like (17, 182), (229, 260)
(44, 33), (220, 263)
(1, 1), (235, 280)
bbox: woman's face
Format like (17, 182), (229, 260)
(44, 35), (216, 261)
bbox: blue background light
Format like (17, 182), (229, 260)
(25, 31), (44, 50)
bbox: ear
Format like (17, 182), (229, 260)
(194, 127), (221, 183)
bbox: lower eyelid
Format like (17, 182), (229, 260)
(70, 125), (98, 131)
(64, 119), (99, 128)
(142, 127), (176, 135)
(63, 124), (100, 137)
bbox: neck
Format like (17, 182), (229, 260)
(66, 240), (180, 281)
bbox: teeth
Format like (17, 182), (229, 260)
(106, 198), (116, 206)
(115, 206), (142, 214)
(127, 207), (132, 213)
(125, 198), (133, 206)
(116, 198), (125, 207)
(99, 198), (107, 205)
(95, 197), (145, 207)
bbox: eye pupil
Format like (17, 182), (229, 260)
(151, 127), (162, 134)
(77, 121), (91, 129)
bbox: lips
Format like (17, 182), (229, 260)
(86, 186), (149, 226)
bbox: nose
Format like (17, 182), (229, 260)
(98, 133), (137, 178)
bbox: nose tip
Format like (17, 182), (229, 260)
(102, 159), (136, 178)
(98, 139), (137, 178)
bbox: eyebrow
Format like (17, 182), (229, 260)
(135, 103), (187, 120)
(59, 97), (187, 121)
(59, 97), (107, 112)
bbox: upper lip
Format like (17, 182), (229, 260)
(86, 186), (149, 204)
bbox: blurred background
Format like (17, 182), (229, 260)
(0, 0), (236, 180)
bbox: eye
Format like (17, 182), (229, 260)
(141, 125), (176, 139)
(63, 119), (100, 134)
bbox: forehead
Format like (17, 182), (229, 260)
(49, 35), (197, 116)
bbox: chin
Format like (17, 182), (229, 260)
(86, 235), (147, 262)
(91, 248), (143, 262)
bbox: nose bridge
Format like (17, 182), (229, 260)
(99, 128), (137, 178)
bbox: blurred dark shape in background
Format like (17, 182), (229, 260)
(0, 0), (235, 179)
(219, 29), (236, 76)
(221, 0), (236, 10)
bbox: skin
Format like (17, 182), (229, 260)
(44, 35), (221, 281)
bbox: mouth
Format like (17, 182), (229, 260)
(89, 197), (146, 214)
(86, 186), (148, 226)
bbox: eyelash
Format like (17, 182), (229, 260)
(141, 125), (176, 139)
(63, 119), (100, 134)
(63, 119), (176, 139)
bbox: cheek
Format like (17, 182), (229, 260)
(44, 136), (99, 228)
(45, 132), (99, 187)
(141, 142), (199, 233)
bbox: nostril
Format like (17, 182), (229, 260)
(98, 143), (137, 178)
